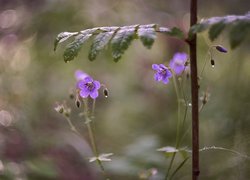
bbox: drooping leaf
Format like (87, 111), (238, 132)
(111, 25), (138, 62)
(229, 21), (250, 48)
(88, 31), (115, 61)
(209, 21), (226, 41)
(189, 12), (250, 48)
(138, 26), (156, 49)
(54, 32), (78, 51)
(63, 34), (92, 62)
(167, 27), (185, 39)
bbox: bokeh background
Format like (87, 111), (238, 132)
(0, 0), (250, 179)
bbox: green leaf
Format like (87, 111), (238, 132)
(230, 21), (250, 49)
(111, 25), (138, 62)
(63, 34), (92, 62)
(167, 27), (185, 39)
(54, 32), (78, 51)
(88, 31), (115, 61)
(209, 21), (226, 41)
(138, 26), (156, 49)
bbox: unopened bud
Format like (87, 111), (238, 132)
(55, 105), (64, 114)
(215, 45), (227, 53)
(103, 88), (109, 98)
(210, 59), (215, 67)
(69, 93), (74, 99)
(75, 99), (81, 108)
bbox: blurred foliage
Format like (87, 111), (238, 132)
(0, 0), (250, 180)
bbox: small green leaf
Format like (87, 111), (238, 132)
(209, 21), (226, 41)
(88, 31), (115, 61)
(167, 27), (185, 39)
(111, 26), (137, 62)
(54, 32), (78, 51)
(138, 27), (156, 49)
(63, 34), (92, 62)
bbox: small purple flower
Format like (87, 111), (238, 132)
(152, 64), (172, 84)
(169, 52), (188, 75)
(77, 76), (101, 99)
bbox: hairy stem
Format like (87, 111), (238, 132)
(65, 117), (81, 136)
(83, 99), (105, 172)
(189, 0), (200, 179)
(165, 74), (182, 180)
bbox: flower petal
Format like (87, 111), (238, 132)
(162, 77), (169, 84)
(93, 80), (101, 89)
(152, 64), (159, 70)
(77, 80), (85, 89)
(90, 91), (99, 99)
(154, 73), (162, 81)
(79, 89), (90, 98)
(83, 76), (93, 83)
(166, 70), (173, 78)
(159, 64), (167, 70)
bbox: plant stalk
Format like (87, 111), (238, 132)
(189, 0), (200, 179)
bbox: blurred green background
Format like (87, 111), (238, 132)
(0, 0), (250, 179)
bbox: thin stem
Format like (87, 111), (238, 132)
(189, 0), (200, 179)
(83, 99), (105, 172)
(199, 49), (212, 78)
(86, 121), (105, 171)
(199, 146), (250, 160)
(165, 73), (181, 180)
(91, 99), (96, 119)
(65, 116), (81, 136)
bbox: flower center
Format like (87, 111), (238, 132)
(85, 82), (95, 91)
(159, 67), (168, 77)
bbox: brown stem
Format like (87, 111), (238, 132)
(189, 0), (200, 179)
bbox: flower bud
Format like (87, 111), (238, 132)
(103, 88), (109, 98)
(54, 104), (64, 114)
(75, 99), (81, 108)
(210, 59), (215, 67)
(215, 45), (227, 53)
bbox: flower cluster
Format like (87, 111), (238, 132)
(152, 52), (188, 84)
(75, 70), (101, 99)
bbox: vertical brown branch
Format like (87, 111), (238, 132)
(189, 0), (200, 179)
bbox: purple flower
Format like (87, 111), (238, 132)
(77, 76), (101, 99)
(169, 52), (188, 75)
(152, 64), (172, 84)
